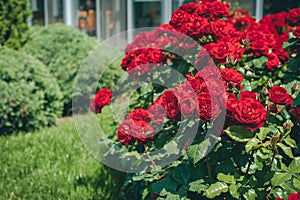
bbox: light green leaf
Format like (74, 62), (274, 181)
(224, 126), (254, 143)
(189, 179), (207, 194)
(293, 177), (300, 190)
(243, 189), (257, 200)
(277, 143), (294, 158)
(217, 173), (236, 184)
(252, 56), (268, 69)
(288, 157), (300, 173)
(284, 138), (297, 148)
(271, 172), (292, 186)
(245, 138), (260, 153)
(257, 127), (271, 140)
(187, 139), (210, 165)
(229, 183), (240, 199)
(205, 182), (228, 199)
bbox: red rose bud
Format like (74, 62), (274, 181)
(292, 82), (299, 93)
(262, 87), (269, 95)
(267, 79), (273, 88)
(242, 38), (251, 46)
(283, 121), (292, 130)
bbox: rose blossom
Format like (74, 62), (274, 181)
(90, 88), (112, 114)
(128, 108), (151, 122)
(269, 86), (293, 105)
(232, 98), (266, 130)
(197, 93), (221, 122)
(292, 105), (300, 122)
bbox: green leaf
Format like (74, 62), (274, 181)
(151, 177), (177, 194)
(229, 183), (241, 199)
(257, 127), (271, 140)
(245, 138), (260, 153)
(224, 126), (254, 142)
(252, 56), (267, 69)
(205, 182), (228, 199)
(189, 179), (207, 194)
(284, 138), (297, 148)
(159, 189), (181, 200)
(243, 189), (257, 200)
(277, 143), (294, 158)
(217, 173), (236, 184)
(293, 177), (300, 190)
(172, 165), (191, 185)
(288, 157), (300, 173)
(187, 139), (210, 165)
(271, 172), (292, 186)
(283, 38), (300, 48)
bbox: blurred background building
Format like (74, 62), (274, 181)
(28, 0), (300, 41)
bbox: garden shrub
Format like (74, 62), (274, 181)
(0, 0), (31, 49)
(0, 47), (63, 134)
(23, 24), (122, 115)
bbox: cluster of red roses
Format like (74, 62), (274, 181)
(90, 88), (112, 114)
(113, 0), (300, 146)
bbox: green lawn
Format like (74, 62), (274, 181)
(0, 114), (125, 199)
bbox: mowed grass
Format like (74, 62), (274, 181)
(0, 113), (125, 200)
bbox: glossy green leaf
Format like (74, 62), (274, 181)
(293, 177), (300, 190)
(277, 143), (294, 158)
(284, 138), (297, 148)
(189, 179), (207, 194)
(205, 182), (228, 199)
(271, 172), (292, 186)
(257, 127), (271, 140)
(243, 189), (257, 200)
(229, 183), (241, 199)
(252, 56), (267, 69)
(217, 173), (236, 184)
(224, 126), (254, 143)
(245, 138), (260, 153)
(187, 139), (210, 165)
(288, 157), (300, 173)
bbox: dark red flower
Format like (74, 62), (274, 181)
(128, 108), (151, 122)
(197, 93), (221, 122)
(232, 98), (266, 130)
(155, 90), (180, 120)
(240, 91), (258, 100)
(90, 88), (112, 114)
(292, 105), (300, 122)
(288, 192), (300, 200)
(269, 86), (293, 105)
(266, 53), (280, 71)
(293, 26), (300, 38)
(221, 68), (244, 90)
(148, 104), (166, 126)
(117, 119), (136, 145)
(286, 8), (300, 26)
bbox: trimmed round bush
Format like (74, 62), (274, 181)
(23, 24), (122, 115)
(0, 0), (31, 49)
(0, 47), (63, 134)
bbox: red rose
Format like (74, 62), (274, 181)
(197, 1), (230, 20)
(232, 98), (266, 130)
(132, 120), (155, 144)
(128, 108), (151, 122)
(293, 26), (300, 38)
(286, 8), (300, 26)
(292, 105), (300, 122)
(204, 41), (244, 64)
(156, 90), (180, 120)
(220, 92), (238, 118)
(148, 104), (166, 126)
(266, 53), (280, 71)
(178, 2), (200, 14)
(197, 93), (221, 122)
(90, 88), (112, 114)
(248, 40), (269, 57)
(186, 15), (210, 38)
(288, 192), (300, 200)
(269, 86), (293, 105)
(169, 9), (190, 28)
(117, 119), (136, 145)
(180, 97), (197, 117)
(211, 20), (236, 40)
(240, 91), (258, 100)
(221, 68), (244, 90)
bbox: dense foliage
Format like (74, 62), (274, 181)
(93, 0), (300, 199)
(0, 47), (63, 134)
(0, 0), (31, 49)
(23, 24), (122, 115)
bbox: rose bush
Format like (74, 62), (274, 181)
(91, 0), (300, 199)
